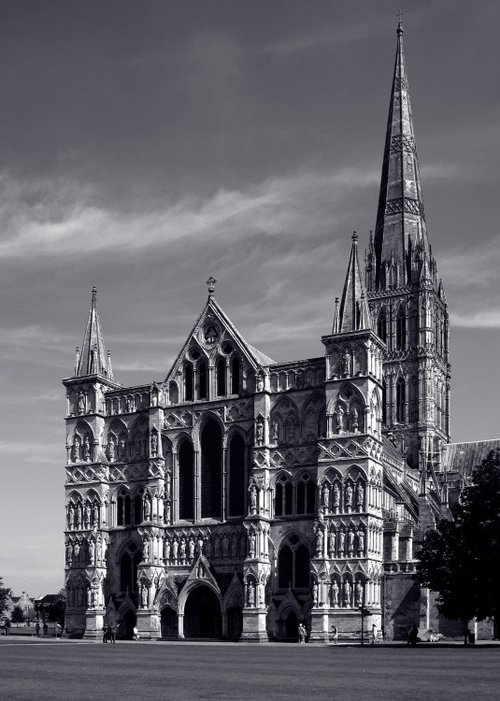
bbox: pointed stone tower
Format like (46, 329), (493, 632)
(63, 288), (121, 638)
(366, 22), (450, 475)
(310, 233), (385, 641)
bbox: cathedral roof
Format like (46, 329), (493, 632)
(442, 439), (500, 477)
(74, 287), (113, 379)
(373, 21), (429, 288)
(333, 232), (372, 334)
(165, 286), (274, 381)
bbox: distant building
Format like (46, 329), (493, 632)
(62, 23), (495, 641)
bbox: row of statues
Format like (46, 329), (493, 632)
(67, 501), (100, 531)
(161, 530), (247, 566)
(313, 578), (366, 608)
(315, 525), (366, 559)
(66, 535), (107, 568)
(320, 480), (365, 513)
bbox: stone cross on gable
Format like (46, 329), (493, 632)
(206, 275), (217, 297)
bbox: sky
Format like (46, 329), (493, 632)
(1, 0), (499, 597)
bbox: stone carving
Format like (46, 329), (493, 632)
(356, 482), (365, 510)
(331, 579), (339, 607)
(77, 391), (85, 415)
(345, 483), (353, 511)
(343, 580), (352, 607)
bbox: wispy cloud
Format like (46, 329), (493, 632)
(0, 167), (379, 261)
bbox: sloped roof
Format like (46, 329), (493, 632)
(442, 439), (500, 477)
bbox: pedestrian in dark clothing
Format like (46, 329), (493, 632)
(43, 622), (48, 637)
(407, 624), (419, 646)
(35, 622), (40, 637)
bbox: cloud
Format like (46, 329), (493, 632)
(0, 166), (379, 262)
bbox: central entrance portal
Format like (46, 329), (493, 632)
(184, 586), (221, 639)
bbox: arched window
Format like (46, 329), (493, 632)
(275, 475), (293, 517)
(133, 491), (142, 526)
(228, 434), (245, 517)
(377, 307), (387, 344)
(396, 307), (406, 350)
(278, 536), (310, 589)
(117, 488), (132, 526)
(216, 357), (226, 397)
(382, 380), (387, 425)
(169, 381), (179, 404)
(120, 543), (141, 595)
(179, 440), (194, 520)
(396, 377), (406, 423)
(296, 473), (315, 515)
(184, 362), (193, 402)
(231, 356), (240, 395)
(198, 361), (208, 400)
(200, 420), (222, 518)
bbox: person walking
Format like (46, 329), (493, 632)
(35, 622), (40, 638)
(371, 623), (378, 645)
(331, 624), (338, 645)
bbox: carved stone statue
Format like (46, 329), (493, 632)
(107, 438), (115, 461)
(143, 496), (151, 522)
(338, 530), (345, 556)
(321, 482), (330, 511)
(179, 538), (186, 563)
(247, 581), (256, 607)
(342, 349), (351, 376)
(188, 538), (195, 560)
(315, 528), (324, 557)
(141, 585), (148, 608)
(142, 537), (150, 562)
(356, 580), (364, 607)
(249, 485), (258, 514)
(345, 483), (353, 510)
(77, 391), (85, 415)
(351, 406), (359, 432)
(256, 420), (264, 446)
(119, 438), (127, 460)
(335, 405), (344, 433)
(347, 529), (354, 556)
(356, 482), (365, 510)
(248, 531), (256, 558)
(256, 374), (264, 392)
(312, 581), (318, 605)
(197, 537), (204, 556)
(331, 579), (339, 607)
(150, 432), (158, 457)
(357, 529), (365, 556)
(164, 538), (171, 563)
(343, 579), (352, 607)
(83, 435), (91, 462)
(328, 528), (336, 557)
(71, 435), (81, 463)
(333, 483), (340, 510)
(222, 533), (230, 559)
(173, 538), (179, 562)
(272, 420), (279, 443)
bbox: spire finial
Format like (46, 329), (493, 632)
(91, 286), (97, 306)
(352, 230), (358, 243)
(206, 275), (217, 298)
(397, 9), (404, 35)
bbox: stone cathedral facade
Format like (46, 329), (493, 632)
(62, 24), (471, 641)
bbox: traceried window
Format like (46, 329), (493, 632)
(184, 362), (194, 402)
(216, 357), (226, 397)
(396, 307), (406, 350)
(275, 475), (293, 517)
(377, 307), (387, 344)
(179, 440), (194, 520)
(198, 360), (208, 400)
(231, 356), (240, 395)
(278, 535), (310, 589)
(396, 377), (406, 423)
(296, 473), (316, 515)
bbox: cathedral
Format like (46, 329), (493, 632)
(61, 23), (487, 641)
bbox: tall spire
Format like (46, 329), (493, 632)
(373, 21), (429, 288)
(75, 286), (113, 378)
(334, 232), (372, 334)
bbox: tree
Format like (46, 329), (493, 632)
(417, 449), (500, 642)
(0, 578), (12, 617)
(11, 605), (25, 623)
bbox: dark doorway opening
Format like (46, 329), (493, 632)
(285, 611), (299, 641)
(161, 607), (178, 638)
(117, 609), (136, 640)
(184, 586), (221, 639)
(226, 606), (243, 641)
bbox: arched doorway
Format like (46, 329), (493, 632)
(184, 586), (221, 639)
(117, 608), (136, 640)
(226, 606), (243, 641)
(161, 607), (178, 638)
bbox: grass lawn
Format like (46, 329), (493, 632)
(0, 639), (498, 701)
